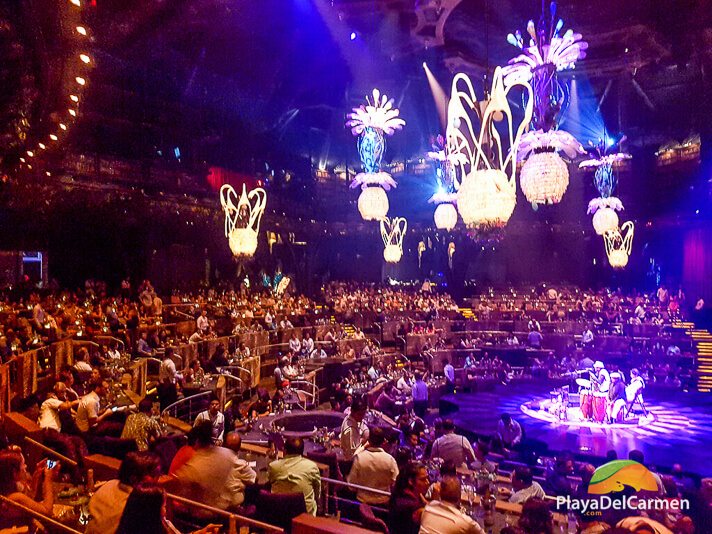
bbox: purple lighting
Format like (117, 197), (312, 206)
(349, 31), (357, 41)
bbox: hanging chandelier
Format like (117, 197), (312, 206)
(446, 68), (533, 230)
(604, 221), (635, 269)
(503, 2), (587, 208)
(346, 89), (405, 221)
(381, 217), (407, 263)
(580, 140), (632, 235)
(219, 184), (267, 258)
(427, 134), (459, 231)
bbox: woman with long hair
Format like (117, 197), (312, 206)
(0, 450), (58, 531)
(116, 483), (220, 534)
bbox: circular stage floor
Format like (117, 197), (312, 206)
(443, 379), (712, 475)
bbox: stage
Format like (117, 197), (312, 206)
(441, 379), (712, 475)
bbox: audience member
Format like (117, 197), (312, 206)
(268, 436), (321, 515)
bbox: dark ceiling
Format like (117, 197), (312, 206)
(5, 0), (712, 174)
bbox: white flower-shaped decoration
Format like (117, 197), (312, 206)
(518, 129), (584, 161)
(579, 152), (632, 169)
(502, 29), (588, 85)
(381, 216), (407, 263)
(587, 196), (624, 215)
(604, 221), (635, 269)
(351, 171), (398, 191)
(220, 184), (267, 257)
(346, 89), (406, 136)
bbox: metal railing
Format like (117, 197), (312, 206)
(320, 476), (390, 517)
(287, 379), (319, 410)
(220, 365), (253, 391)
(94, 335), (126, 352)
(0, 495), (82, 534)
(166, 492), (284, 534)
(161, 390), (213, 424)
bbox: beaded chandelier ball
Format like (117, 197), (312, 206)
(520, 149), (569, 206)
(357, 185), (389, 221)
(433, 202), (458, 231)
(446, 68), (533, 231)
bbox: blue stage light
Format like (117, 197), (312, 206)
(350, 32), (357, 41)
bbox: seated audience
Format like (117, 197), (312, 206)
(193, 394), (225, 445)
(0, 450), (58, 529)
(347, 426), (399, 504)
(509, 466), (546, 504)
(419, 475), (484, 533)
(388, 461), (430, 534)
(429, 418), (476, 467)
(268, 436), (321, 515)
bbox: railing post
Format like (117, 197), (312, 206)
(228, 514), (238, 534)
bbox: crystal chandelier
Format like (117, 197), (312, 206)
(220, 184), (267, 258)
(381, 217), (407, 263)
(433, 202), (458, 231)
(446, 68), (533, 230)
(427, 134), (458, 231)
(580, 139), (632, 235)
(604, 221), (635, 269)
(503, 2), (587, 208)
(346, 89), (405, 221)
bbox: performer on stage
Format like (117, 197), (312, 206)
(591, 361), (610, 393)
(607, 372), (626, 423)
(625, 368), (646, 417)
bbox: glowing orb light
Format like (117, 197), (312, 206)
(520, 149), (569, 206)
(358, 186), (389, 221)
(434, 202), (458, 230)
(381, 217), (407, 264)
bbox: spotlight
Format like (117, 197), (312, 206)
(70, 95), (79, 102)
(69, 109), (77, 116)
(38, 143), (46, 149)
(19, 158), (25, 163)
(59, 123), (67, 130)
(27, 150), (34, 157)
(350, 32), (357, 41)
(49, 134), (58, 141)
(422, 62), (427, 69)
(79, 54), (90, 64)
(75, 77), (86, 85)
(76, 26), (87, 35)
(606, 138), (615, 148)
(70, 0), (81, 6)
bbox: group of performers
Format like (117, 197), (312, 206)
(577, 361), (646, 424)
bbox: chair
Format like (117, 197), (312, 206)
(255, 491), (306, 533)
(359, 503), (389, 533)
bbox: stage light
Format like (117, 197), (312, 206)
(49, 134), (58, 141)
(38, 143), (46, 150)
(70, 0), (81, 6)
(27, 151), (34, 157)
(70, 95), (79, 102)
(422, 62), (427, 69)
(75, 77), (86, 85)
(79, 54), (91, 64)
(19, 158), (25, 163)
(76, 26), (87, 36)
(350, 32), (357, 41)
(60, 123), (67, 130)
(69, 109), (77, 116)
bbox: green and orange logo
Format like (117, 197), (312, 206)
(588, 460), (658, 495)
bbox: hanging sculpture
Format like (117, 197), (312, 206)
(220, 184), (267, 258)
(427, 134), (458, 231)
(381, 217), (407, 263)
(446, 67), (533, 230)
(503, 1), (587, 207)
(346, 89), (405, 221)
(417, 240), (426, 268)
(448, 242), (455, 270)
(579, 138), (632, 235)
(604, 221), (635, 269)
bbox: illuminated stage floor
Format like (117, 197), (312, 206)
(443, 380), (712, 475)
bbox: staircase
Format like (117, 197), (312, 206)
(675, 321), (712, 392)
(459, 307), (475, 319)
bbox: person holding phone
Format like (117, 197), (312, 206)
(0, 450), (59, 529)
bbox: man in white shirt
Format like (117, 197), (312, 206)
(197, 309), (210, 333)
(396, 373), (413, 394)
(509, 466), (545, 504)
(159, 347), (181, 384)
(430, 419), (475, 467)
(224, 431), (257, 506)
(264, 311), (274, 329)
(302, 332), (314, 356)
(347, 427), (398, 504)
(443, 359), (455, 391)
(496, 413), (522, 449)
(340, 396), (369, 460)
(188, 330), (204, 344)
(173, 421), (252, 510)
(39, 382), (79, 432)
(582, 327), (594, 348)
(193, 395), (225, 445)
(420, 475), (484, 534)
(289, 334), (301, 353)
(592, 360), (610, 393)
(76, 380), (112, 433)
(634, 303), (646, 320)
